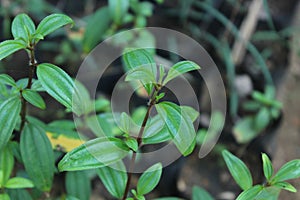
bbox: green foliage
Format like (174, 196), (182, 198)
(122, 48), (156, 95)
(222, 150), (253, 190)
(66, 171), (91, 200)
(58, 137), (130, 171)
(37, 63), (82, 116)
(233, 86), (282, 143)
(35, 14), (73, 37)
(163, 61), (200, 85)
(155, 102), (197, 156)
(109, 0), (130, 25)
(97, 161), (128, 198)
(192, 186), (214, 200)
(0, 40), (26, 60)
(0, 97), (21, 150)
(20, 123), (55, 192)
(137, 163), (162, 196)
(83, 7), (111, 53)
(223, 150), (300, 200)
(22, 89), (46, 109)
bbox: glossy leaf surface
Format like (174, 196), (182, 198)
(58, 137), (129, 171)
(222, 150), (253, 190)
(137, 163), (162, 195)
(20, 123), (54, 191)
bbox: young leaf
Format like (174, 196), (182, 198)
(155, 102), (196, 156)
(236, 185), (263, 200)
(163, 61), (200, 85)
(66, 171), (91, 200)
(271, 159), (300, 183)
(58, 137), (129, 171)
(273, 182), (297, 193)
(137, 163), (162, 195)
(36, 14), (73, 37)
(37, 63), (81, 115)
(0, 147), (14, 186)
(0, 74), (16, 87)
(20, 123), (55, 192)
(262, 153), (274, 181)
(11, 14), (35, 42)
(222, 150), (253, 190)
(255, 107), (270, 131)
(108, 0), (129, 25)
(0, 96), (21, 150)
(233, 116), (259, 144)
(97, 160), (128, 198)
(125, 137), (138, 152)
(0, 39), (26, 60)
(122, 48), (156, 95)
(4, 177), (34, 189)
(22, 89), (46, 109)
(125, 65), (156, 84)
(192, 186), (214, 200)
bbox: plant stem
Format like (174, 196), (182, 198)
(19, 45), (36, 132)
(122, 97), (156, 200)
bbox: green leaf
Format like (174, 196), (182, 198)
(0, 147), (14, 186)
(7, 188), (33, 200)
(137, 163), (162, 195)
(233, 116), (259, 144)
(0, 39), (26, 60)
(97, 160), (127, 198)
(4, 177), (34, 189)
(73, 80), (92, 115)
(20, 123), (55, 191)
(83, 7), (111, 53)
(255, 107), (270, 131)
(163, 61), (200, 85)
(66, 171), (91, 200)
(125, 137), (138, 151)
(154, 198), (183, 200)
(58, 137), (129, 171)
(254, 186), (280, 199)
(236, 185), (263, 200)
(11, 14), (35, 42)
(37, 63), (81, 116)
(143, 115), (172, 144)
(31, 80), (45, 91)
(22, 89), (46, 109)
(222, 150), (253, 190)
(119, 112), (139, 135)
(138, 2), (153, 17)
(0, 96), (21, 150)
(36, 13), (73, 37)
(125, 65), (156, 85)
(122, 48), (156, 95)
(155, 102), (196, 156)
(192, 186), (214, 200)
(0, 74), (16, 87)
(181, 106), (199, 122)
(273, 182), (297, 193)
(0, 193), (10, 200)
(262, 153), (273, 181)
(271, 159), (300, 183)
(109, 0), (129, 25)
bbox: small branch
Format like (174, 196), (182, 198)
(122, 97), (156, 200)
(19, 44), (37, 132)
